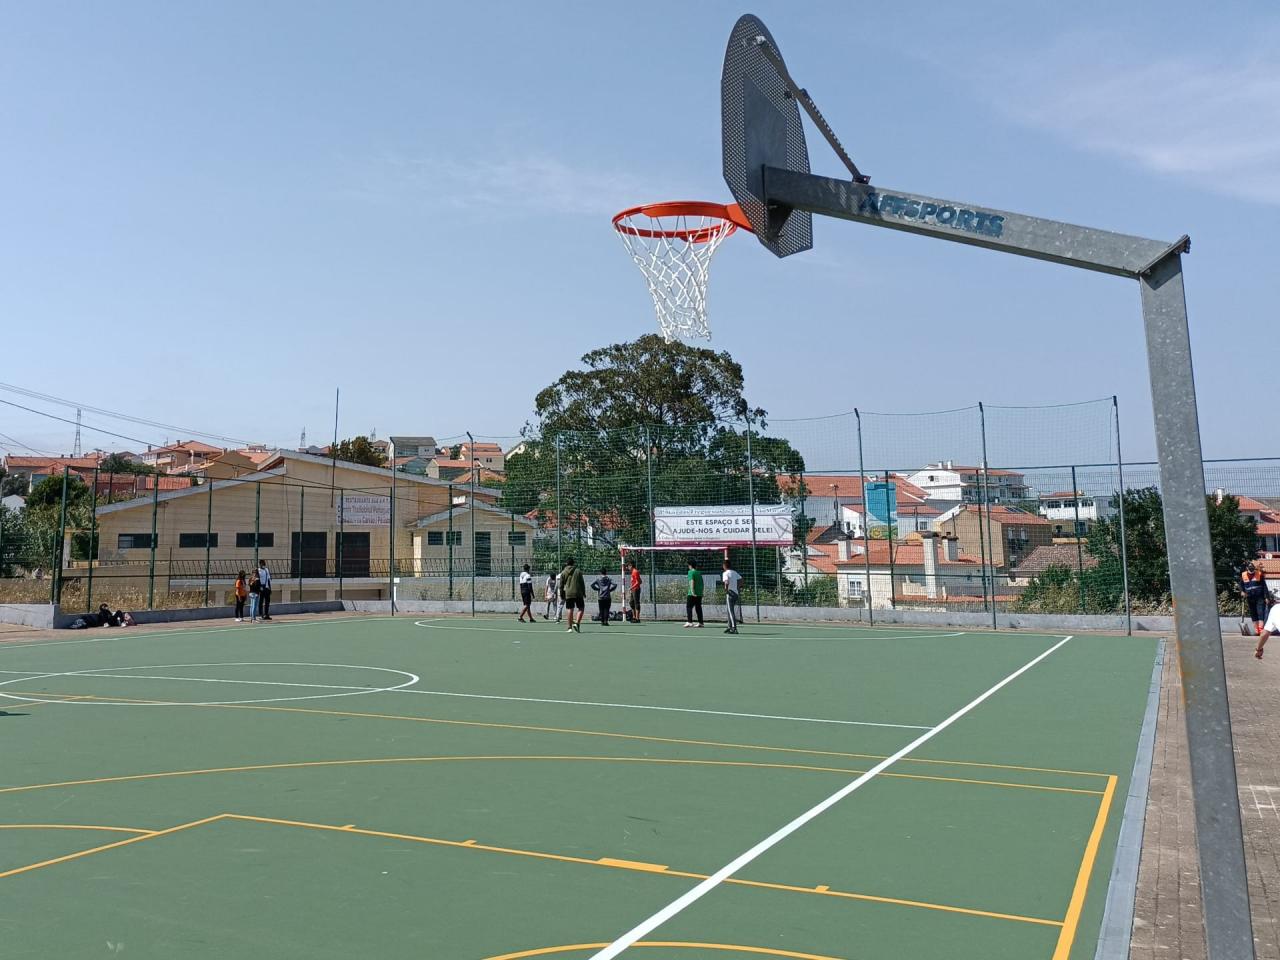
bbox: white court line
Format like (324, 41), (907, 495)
(0, 661), (419, 706)
(0, 616), (394, 652)
(0, 667), (930, 730)
(588, 634), (1075, 960)
(394, 687), (930, 730)
(413, 619), (965, 643)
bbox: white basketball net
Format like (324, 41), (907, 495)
(614, 207), (739, 342)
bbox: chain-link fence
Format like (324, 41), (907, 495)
(3, 399), (1278, 624)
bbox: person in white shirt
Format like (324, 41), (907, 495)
(544, 572), (559, 620)
(721, 559), (742, 634)
(517, 564), (536, 623)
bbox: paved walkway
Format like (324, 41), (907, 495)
(1131, 634), (1279, 960)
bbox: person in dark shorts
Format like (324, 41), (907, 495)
(591, 568), (616, 626)
(559, 557), (586, 632)
(628, 562), (642, 623)
(517, 563), (536, 622)
(1241, 562), (1269, 636)
(684, 559), (704, 628)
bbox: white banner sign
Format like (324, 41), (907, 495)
(338, 494), (390, 526)
(654, 504), (793, 547)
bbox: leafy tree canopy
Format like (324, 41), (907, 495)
(99, 453), (154, 475)
(330, 436), (386, 468)
(532, 334), (764, 436)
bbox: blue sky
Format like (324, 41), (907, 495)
(1, 0), (1276, 467)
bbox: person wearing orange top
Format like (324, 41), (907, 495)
(233, 569), (249, 622)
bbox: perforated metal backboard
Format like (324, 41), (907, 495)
(721, 14), (812, 258)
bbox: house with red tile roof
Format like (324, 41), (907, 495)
(935, 503), (1053, 568)
(2, 454), (103, 492)
(139, 441), (225, 474)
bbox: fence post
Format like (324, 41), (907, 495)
(448, 483), (455, 600)
(855, 410), (873, 621)
(467, 431), (476, 617)
(204, 478), (214, 607)
(745, 414), (760, 623)
(298, 485), (305, 605)
(388, 480), (396, 615)
(510, 510), (516, 600)
(1071, 464), (1085, 613)
(978, 402), (998, 630)
(1113, 396), (1132, 635)
(147, 478), (160, 609)
(883, 471), (897, 611)
(555, 436), (563, 572)
(644, 425), (657, 620)
(338, 490), (345, 603)
(253, 482), (261, 569)
(798, 467), (809, 595)
(53, 467), (69, 606)
(87, 466), (99, 613)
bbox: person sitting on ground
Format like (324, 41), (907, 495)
(97, 603), (120, 628)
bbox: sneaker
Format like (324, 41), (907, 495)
(566, 626), (574, 633)
(573, 623), (581, 632)
(683, 622), (693, 628)
(697, 623), (703, 628)
(235, 618), (242, 622)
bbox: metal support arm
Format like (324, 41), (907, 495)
(762, 162), (1254, 960)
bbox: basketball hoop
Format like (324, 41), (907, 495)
(613, 201), (750, 342)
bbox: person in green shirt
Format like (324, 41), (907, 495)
(684, 559), (704, 628)
(559, 557), (586, 632)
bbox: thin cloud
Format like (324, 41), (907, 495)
(351, 152), (690, 218)
(976, 36), (1280, 204)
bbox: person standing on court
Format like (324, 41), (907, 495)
(517, 563), (536, 623)
(591, 568), (616, 626)
(559, 557), (586, 633)
(684, 559), (704, 628)
(234, 569), (248, 622)
(544, 570), (559, 620)
(257, 559), (273, 620)
(1241, 562), (1269, 636)
(721, 558), (742, 634)
(248, 567), (261, 622)
(628, 561), (642, 623)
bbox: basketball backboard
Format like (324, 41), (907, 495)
(720, 14), (812, 258)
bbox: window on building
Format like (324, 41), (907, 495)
(179, 533), (218, 549)
(235, 533), (274, 548)
(447, 530), (462, 546)
(117, 533), (153, 550)
(427, 531), (444, 546)
(507, 531), (527, 545)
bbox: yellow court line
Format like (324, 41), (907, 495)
(0, 753), (1105, 799)
(481, 941), (851, 960)
(0, 815), (224, 881)
(222, 813), (1061, 928)
(1051, 774), (1119, 960)
(19, 690), (1112, 782)
(0, 824), (154, 835)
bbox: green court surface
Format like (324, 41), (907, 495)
(0, 616), (1159, 960)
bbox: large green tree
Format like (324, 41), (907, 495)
(99, 453), (154, 475)
(510, 337), (805, 570)
(1074, 487), (1257, 606)
(330, 436), (386, 468)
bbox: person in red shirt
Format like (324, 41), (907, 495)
(628, 562), (642, 623)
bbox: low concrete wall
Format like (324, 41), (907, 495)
(50, 600), (346, 629)
(0, 604), (58, 629)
